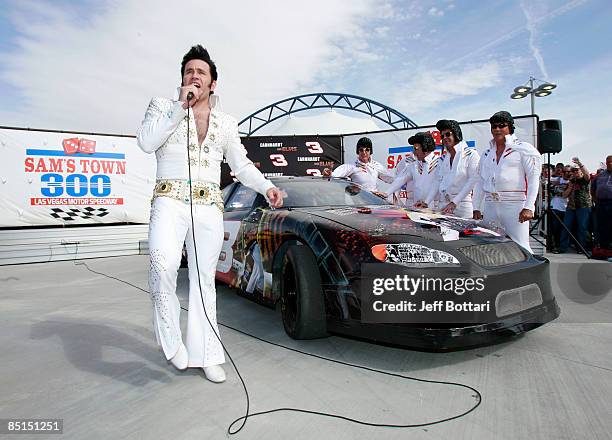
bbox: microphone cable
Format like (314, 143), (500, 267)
(76, 100), (483, 435)
(76, 258), (482, 434)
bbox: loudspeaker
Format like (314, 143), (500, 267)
(538, 119), (562, 154)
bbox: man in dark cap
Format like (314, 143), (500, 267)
(426, 119), (481, 218)
(324, 137), (394, 193)
(383, 132), (440, 208)
(473, 111), (542, 252)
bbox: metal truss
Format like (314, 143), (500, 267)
(238, 92), (418, 136)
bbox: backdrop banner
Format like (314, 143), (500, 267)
(0, 128), (155, 227)
(221, 135), (342, 187)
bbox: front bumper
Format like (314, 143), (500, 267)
(327, 298), (560, 351)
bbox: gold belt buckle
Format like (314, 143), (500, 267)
(156, 181), (173, 194)
(491, 192), (500, 201)
(193, 184), (210, 200)
(444, 193), (451, 203)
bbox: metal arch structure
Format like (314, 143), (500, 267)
(238, 92), (418, 136)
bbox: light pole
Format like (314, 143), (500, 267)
(510, 76), (557, 252)
(510, 76), (557, 146)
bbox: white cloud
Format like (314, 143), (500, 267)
(0, 0), (378, 133)
(373, 1), (397, 19)
(391, 61), (503, 114)
(428, 7), (444, 17)
(375, 26), (391, 37)
(520, 0), (549, 79)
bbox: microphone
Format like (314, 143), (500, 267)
(186, 84), (200, 102)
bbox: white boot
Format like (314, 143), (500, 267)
(203, 365), (226, 383)
(169, 343), (188, 370)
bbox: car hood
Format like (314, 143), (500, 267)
(298, 205), (505, 242)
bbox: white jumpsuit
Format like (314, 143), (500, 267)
(426, 141), (480, 218)
(386, 152), (440, 208)
(390, 154), (415, 207)
(331, 158), (394, 191)
(137, 97), (274, 367)
(473, 134), (542, 253)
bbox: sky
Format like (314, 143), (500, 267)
(0, 0), (610, 171)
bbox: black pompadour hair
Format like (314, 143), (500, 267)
(181, 45), (218, 82)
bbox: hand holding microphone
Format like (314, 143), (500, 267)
(180, 83), (201, 109)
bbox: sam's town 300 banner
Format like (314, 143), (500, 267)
(0, 128), (155, 227)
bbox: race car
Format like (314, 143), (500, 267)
(216, 176), (559, 350)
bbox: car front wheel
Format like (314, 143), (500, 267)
(280, 245), (328, 339)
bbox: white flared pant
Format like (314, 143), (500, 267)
(482, 200), (532, 253)
(148, 197), (225, 368)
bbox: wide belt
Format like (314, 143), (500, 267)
(484, 190), (526, 202)
(440, 191), (473, 204)
(153, 179), (223, 211)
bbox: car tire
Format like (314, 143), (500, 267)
(280, 245), (328, 339)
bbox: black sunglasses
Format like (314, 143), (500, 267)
(357, 147), (371, 152)
(491, 123), (509, 129)
(440, 132), (453, 138)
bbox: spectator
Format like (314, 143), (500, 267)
(591, 155), (612, 251)
(558, 158), (591, 254)
(550, 165), (570, 251)
(541, 163), (554, 180)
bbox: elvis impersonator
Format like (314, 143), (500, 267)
(473, 111), (541, 253)
(323, 137), (394, 194)
(383, 132), (440, 208)
(427, 119), (480, 219)
(389, 152), (415, 208)
(137, 45), (284, 383)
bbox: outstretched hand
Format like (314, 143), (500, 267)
(266, 187), (285, 208)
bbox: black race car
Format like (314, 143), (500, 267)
(216, 176), (559, 350)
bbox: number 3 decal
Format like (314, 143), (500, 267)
(269, 154), (288, 167)
(306, 141), (323, 154)
(306, 169), (322, 176)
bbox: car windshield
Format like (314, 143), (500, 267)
(277, 179), (391, 208)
